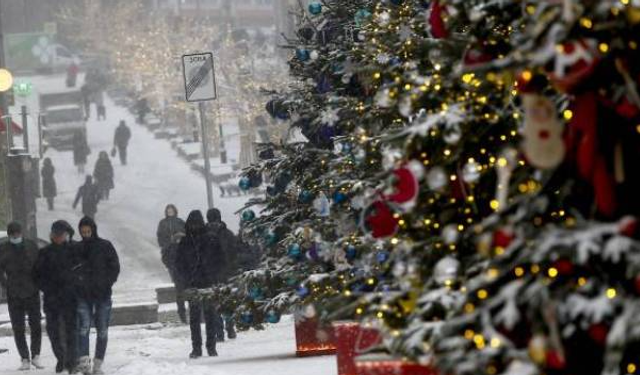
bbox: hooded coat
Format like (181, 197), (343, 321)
(0, 238), (40, 299)
(114, 122), (131, 149)
(41, 159), (57, 198)
(73, 176), (101, 217)
(157, 205), (186, 281)
(176, 211), (226, 289)
(93, 153), (115, 191)
(74, 217), (120, 301)
(206, 208), (241, 281)
(33, 222), (80, 306)
(73, 132), (90, 166)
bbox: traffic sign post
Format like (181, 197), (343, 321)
(182, 52), (218, 209)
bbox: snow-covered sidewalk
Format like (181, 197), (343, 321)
(27, 74), (249, 304)
(0, 316), (337, 375)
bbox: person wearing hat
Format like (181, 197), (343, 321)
(0, 222), (43, 371)
(33, 221), (81, 374)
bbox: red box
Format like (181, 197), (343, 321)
(356, 355), (438, 375)
(333, 321), (382, 375)
(295, 313), (336, 357)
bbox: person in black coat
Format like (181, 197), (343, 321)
(73, 131), (90, 174)
(113, 121), (131, 166)
(93, 152), (114, 200)
(176, 210), (225, 359)
(75, 217), (120, 375)
(0, 222), (43, 370)
(41, 158), (57, 211)
(206, 208), (238, 341)
(156, 204), (187, 323)
(33, 221), (80, 374)
(73, 176), (101, 219)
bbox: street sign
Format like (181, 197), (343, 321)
(182, 52), (217, 102)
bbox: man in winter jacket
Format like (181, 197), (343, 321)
(206, 208), (238, 341)
(156, 204), (187, 323)
(33, 221), (81, 374)
(113, 121), (131, 166)
(176, 210), (225, 358)
(75, 217), (120, 375)
(0, 222), (43, 371)
(73, 176), (101, 218)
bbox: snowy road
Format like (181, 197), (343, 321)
(32, 75), (249, 303)
(0, 316), (337, 375)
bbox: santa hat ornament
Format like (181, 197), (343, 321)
(547, 39), (599, 94)
(384, 160), (423, 211)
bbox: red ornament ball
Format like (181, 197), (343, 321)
(545, 350), (566, 370)
(493, 228), (515, 249)
(553, 259), (574, 276)
(588, 323), (609, 346)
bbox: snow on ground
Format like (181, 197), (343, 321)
(24, 74), (250, 303)
(0, 316), (337, 375)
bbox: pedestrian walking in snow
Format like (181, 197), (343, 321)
(157, 204), (187, 323)
(33, 221), (81, 374)
(135, 97), (149, 124)
(73, 131), (90, 174)
(113, 121), (131, 166)
(73, 176), (101, 219)
(41, 157), (57, 211)
(206, 208), (238, 341)
(176, 210), (226, 358)
(66, 63), (79, 88)
(0, 222), (44, 371)
(75, 217), (120, 375)
(93, 151), (114, 200)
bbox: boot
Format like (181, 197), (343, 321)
(189, 348), (202, 359)
(227, 329), (237, 339)
(56, 361), (65, 373)
(77, 356), (92, 375)
(32, 355), (45, 369)
(92, 359), (104, 375)
(18, 359), (30, 371)
(207, 346), (218, 357)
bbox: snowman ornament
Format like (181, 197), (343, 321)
(521, 93), (566, 170)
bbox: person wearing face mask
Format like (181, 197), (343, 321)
(33, 221), (80, 374)
(156, 204), (187, 323)
(0, 222), (43, 371)
(74, 217), (120, 375)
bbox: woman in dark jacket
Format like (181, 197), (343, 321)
(93, 151), (114, 200)
(176, 210), (225, 359)
(41, 158), (57, 210)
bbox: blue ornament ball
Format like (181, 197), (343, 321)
(241, 210), (256, 222)
(266, 311), (281, 324)
(333, 191), (348, 204)
(354, 9), (372, 27)
(376, 250), (390, 263)
(288, 243), (302, 259)
(345, 245), (357, 261)
(298, 190), (315, 203)
(296, 48), (311, 62)
(297, 285), (310, 297)
(240, 312), (253, 324)
(308, 2), (322, 15)
(239, 177), (252, 191)
(265, 231), (279, 246)
(249, 287), (263, 300)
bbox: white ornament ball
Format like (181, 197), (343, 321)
(441, 224), (460, 245)
(433, 256), (460, 285)
(462, 161), (481, 183)
(427, 167), (448, 191)
(310, 50), (319, 61)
